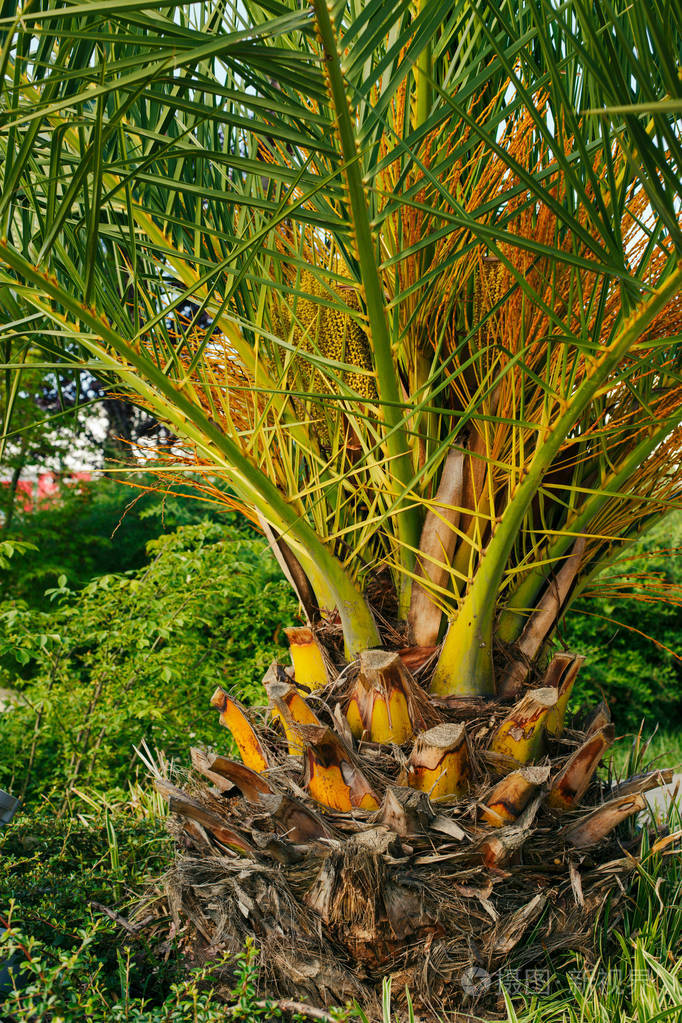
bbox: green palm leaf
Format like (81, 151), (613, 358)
(0, 0), (680, 680)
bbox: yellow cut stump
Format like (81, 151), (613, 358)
(299, 725), (379, 812)
(285, 626), (329, 692)
(407, 723), (471, 800)
(489, 688), (557, 764)
(481, 765), (550, 826)
(211, 688), (269, 773)
(346, 649), (421, 744)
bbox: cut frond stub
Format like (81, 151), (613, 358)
(406, 722), (471, 800)
(564, 793), (647, 849)
(190, 748), (273, 799)
(210, 688), (269, 773)
(300, 725), (380, 812)
(489, 688), (557, 765)
(266, 679), (323, 757)
(285, 626), (331, 691)
(480, 765), (550, 826)
(544, 653), (585, 737)
(345, 649), (434, 744)
(547, 724), (615, 812)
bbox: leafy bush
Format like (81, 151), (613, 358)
(1, 930), (293, 1022)
(0, 522), (297, 799)
(561, 513), (682, 730)
(1, 918), (315, 1023)
(4, 475), (247, 608)
(0, 801), (176, 1009)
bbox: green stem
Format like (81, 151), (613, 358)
(414, 0), (432, 130)
(0, 244), (380, 657)
(432, 263), (682, 695)
(313, 0), (420, 612)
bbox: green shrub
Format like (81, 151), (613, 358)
(0, 799), (178, 1012)
(0, 522), (297, 799)
(4, 475), (248, 608)
(561, 513), (682, 730)
(1, 916), (287, 1022)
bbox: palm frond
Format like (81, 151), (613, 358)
(0, 0), (681, 671)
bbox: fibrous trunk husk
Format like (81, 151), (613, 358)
(153, 631), (669, 1018)
(498, 540), (586, 699)
(407, 448), (464, 648)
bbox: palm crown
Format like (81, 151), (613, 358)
(1, 0), (682, 1010)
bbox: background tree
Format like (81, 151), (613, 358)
(1, 0), (681, 1013)
(1, 357), (172, 514)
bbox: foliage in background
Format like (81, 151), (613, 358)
(1, 352), (177, 536)
(0, 520), (296, 800)
(4, 474), (248, 608)
(563, 513), (682, 731)
(0, 365), (100, 535)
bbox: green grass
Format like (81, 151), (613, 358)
(609, 727), (682, 775)
(499, 945), (682, 1022)
(501, 817), (682, 1022)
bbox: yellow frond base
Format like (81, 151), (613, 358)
(301, 725), (380, 811)
(407, 723), (470, 800)
(285, 626), (330, 692)
(210, 688), (269, 773)
(345, 650), (421, 744)
(489, 688), (557, 764)
(480, 765), (550, 826)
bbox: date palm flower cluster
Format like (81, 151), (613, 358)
(1, 0), (682, 1014)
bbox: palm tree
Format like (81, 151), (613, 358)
(1, 0), (681, 1011)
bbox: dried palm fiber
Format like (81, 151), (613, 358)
(154, 644), (675, 1018)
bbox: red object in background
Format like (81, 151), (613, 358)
(37, 473), (60, 501)
(1, 471), (92, 512)
(15, 479), (34, 511)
